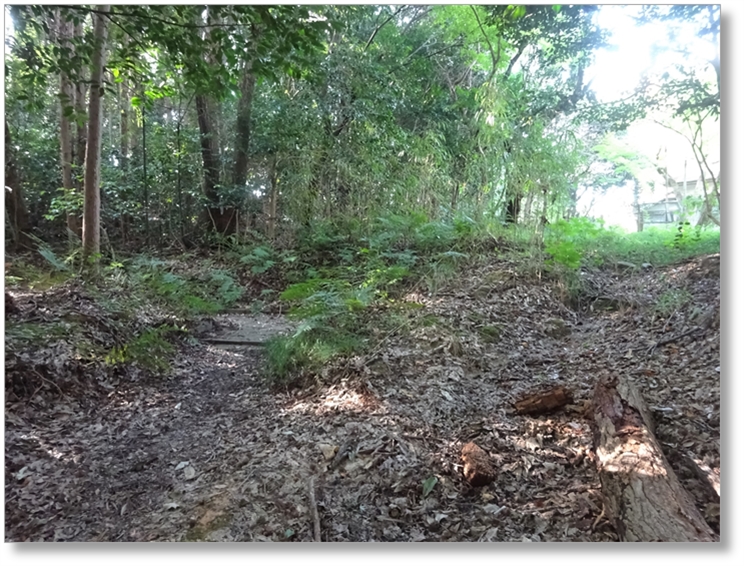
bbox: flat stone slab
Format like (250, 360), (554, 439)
(206, 313), (295, 347)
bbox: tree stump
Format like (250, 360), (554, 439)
(592, 373), (717, 542)
(461, 442), (496, 487)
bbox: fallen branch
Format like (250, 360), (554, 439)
(308, 477), (321, 542)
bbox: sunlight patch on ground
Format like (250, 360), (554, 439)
(286, 380), (378, 415)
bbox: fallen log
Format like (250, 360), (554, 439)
(592, 373), (718, 542)
(514, 386), (572, 416)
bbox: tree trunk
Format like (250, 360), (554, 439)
(632, 179), (643, 232)
(71, 18), (87, 240)
(231, 60), (256, 189)
(4, 121), (31, 249)
(119, 78), (129, 170)
(194, 7), (239, 236)
(82, 5), (110, 268)
(266, 156), (278, 240)
(56, 9), (77, 243)
(195, 95), (237, 235)
(592, 373), (717, 542)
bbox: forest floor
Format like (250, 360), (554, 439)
(4, 253), (720, 542)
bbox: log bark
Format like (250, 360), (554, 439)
(514, 386), (572, 416)
(592, 373), (717, 542)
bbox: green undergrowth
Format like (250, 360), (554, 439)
(262, 213), (508, 385)
(544, 218), (720, 270)
(4, 256), (74, 290)
(263, 214), (719, 385)
(104, 255), (244, 316)
(6, 212), (719, 389)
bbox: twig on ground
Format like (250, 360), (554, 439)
(646, 326), (701, 357)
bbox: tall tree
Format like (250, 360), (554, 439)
(82, 5), (110, 267)
(54, 9), (78, 241)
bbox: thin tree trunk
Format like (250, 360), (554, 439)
(633, 178), (643, 232)
(4, 121), (31, 249)
(73, 17), (88, 238)
(73, 18), (88, 170)
(82, 5), (110, 268)
(142, 102), (149, 245)
(267, 156), (278, 240)
(119, 80), (129, 170)
(56, 10), (77, 243)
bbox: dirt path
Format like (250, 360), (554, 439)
(4, 256), (719, 542)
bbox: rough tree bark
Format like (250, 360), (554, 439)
(592, 373), (717, 542)
(82, 5), (110, 268)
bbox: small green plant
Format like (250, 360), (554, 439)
(240, 245), (276, 274)
(654, 289), (693, 317)
(671, 220), (701, 249)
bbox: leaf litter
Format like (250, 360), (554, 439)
(4, 254), (719, 541)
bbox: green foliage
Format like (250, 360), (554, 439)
(5, 253), (74, 290)
(592, 225), (719, 266)
(44, 186), (83, 222)
(106, 324), (180, 374)
(265, 212), (503, 381)
(544, 218), (602, 270)
(5, 320), (75, 345)
(240, 245), (276, 274)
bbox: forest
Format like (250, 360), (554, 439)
(4, 5), (721, 543)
